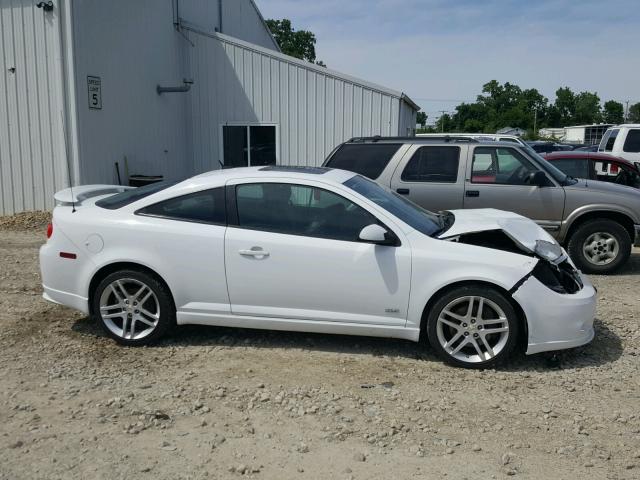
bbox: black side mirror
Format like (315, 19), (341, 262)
(528, 171), (549, 187)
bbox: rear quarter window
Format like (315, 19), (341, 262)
(326, 143), (401, 179)
(137, 188), (226, 224)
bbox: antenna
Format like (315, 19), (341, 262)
(60, 111), (76, 213)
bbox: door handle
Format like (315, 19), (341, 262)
(239, 248), (270, 258)
(396, 188), (410, 195)
(465, 190), (480, 197)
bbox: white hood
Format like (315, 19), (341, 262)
(438, 209), (557, 253)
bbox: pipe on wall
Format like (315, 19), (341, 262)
(156, 78), (194, 95)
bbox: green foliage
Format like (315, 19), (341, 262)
(416, 111), (427, 126)
(434, 80), (625, 137)
(265, 18), (323, 65)
(603, 100), (624, 124)
(629, 103), (640, 123)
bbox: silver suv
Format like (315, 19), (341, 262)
(324, 136), (640, 274)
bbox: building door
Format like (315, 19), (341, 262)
(221, 124), (278, 168)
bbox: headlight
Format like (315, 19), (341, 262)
(534, 240), (564, 263)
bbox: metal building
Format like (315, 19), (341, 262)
(0, 0), (418, 215)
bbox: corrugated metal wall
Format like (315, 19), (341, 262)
(187, 29), (411, 171)
(0, 0), (68, 214)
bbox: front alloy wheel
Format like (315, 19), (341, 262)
(426, 286), (519, 368)
(93, 269), (175, 345)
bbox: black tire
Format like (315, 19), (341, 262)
(92, 269), (176, 346)
(567, 219), (631, 274)
(425, 285), (520, 369)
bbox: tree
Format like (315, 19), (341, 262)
(602, 100), (624, 124)
(574, 91), (602, 124)
(554, 87), (576, 126)
(265, 19), (324, 65)
(629, 103), (640, 123)
(416, 111), (427, 127)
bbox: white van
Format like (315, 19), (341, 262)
(598, 125), (640, 164)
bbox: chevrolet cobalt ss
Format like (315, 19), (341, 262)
(40, 167), (596, 368)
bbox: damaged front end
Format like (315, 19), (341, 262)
(439, 209), (584, 295)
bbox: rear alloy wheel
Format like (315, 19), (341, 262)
(426, 286), (519, 368)
(93, 270), (175, 345)
(567, 219), (631, 274)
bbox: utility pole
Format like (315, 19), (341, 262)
(438, 110), (447, 133)
(533, 108), (537, 138)
(625, 100), (630, 122)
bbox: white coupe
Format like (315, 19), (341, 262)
(40, 166), (596, 368)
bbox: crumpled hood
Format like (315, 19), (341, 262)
(439, 208), (557, 253)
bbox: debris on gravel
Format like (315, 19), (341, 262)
(0, 210), (51, 230)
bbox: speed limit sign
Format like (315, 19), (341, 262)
(87, 76), (102, 110)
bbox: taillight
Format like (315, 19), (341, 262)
(46, 222), (53, 239)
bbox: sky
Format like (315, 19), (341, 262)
(256, 0), (640, 123)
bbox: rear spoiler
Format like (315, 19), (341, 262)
(54, 185), (132, 206)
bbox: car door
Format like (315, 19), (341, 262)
(463, 146), (565, 231)
(389, 144), (466, 212)
(224, 180), (411, 326)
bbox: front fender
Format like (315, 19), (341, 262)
(406, 235), (537, 330)
(560, 203), (640, 240)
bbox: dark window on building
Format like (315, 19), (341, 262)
(138, 188), (226, 224)
(550, 158), (589, 179)
(223, 125), (276, 167)
(235, 183), (376, 242)
(96, 181), (177, 210)
(623, 129), (640, 153)
(325, 143), (401, 179)
(401, 146), (460, 183)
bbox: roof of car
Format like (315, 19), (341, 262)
(543, 151), (634, 165)
(187, 166), (356, 188)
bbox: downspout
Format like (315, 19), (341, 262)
(218, 0), (223, 33)
(58, 0), (81, 186)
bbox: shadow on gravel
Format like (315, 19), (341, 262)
(70, 315), (622, 372)
(613, 250), (640, 276)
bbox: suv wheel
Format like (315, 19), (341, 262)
(567, 219), (631, 274)
(426, 286), (519, 369)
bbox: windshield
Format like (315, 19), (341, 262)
(343, 175), (443, 237)
(95, 181), (177, 209)
(521, 144), (576, 185)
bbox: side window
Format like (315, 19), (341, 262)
(471, 147), (536, 185)
(325, 144), (401, 179)
(623, 130), (640, 153)
(235, 183), (377, 242)
(604, 129), (619, 152)
(401, 146), (460, 183)
(138, 188), (226, 224)
(551, 158), (589, 179)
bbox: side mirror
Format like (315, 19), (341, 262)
(528, 170), (549, 187)
(358, 224), (398, 246)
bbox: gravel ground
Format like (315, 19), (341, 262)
(0, 224), (639, 480)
